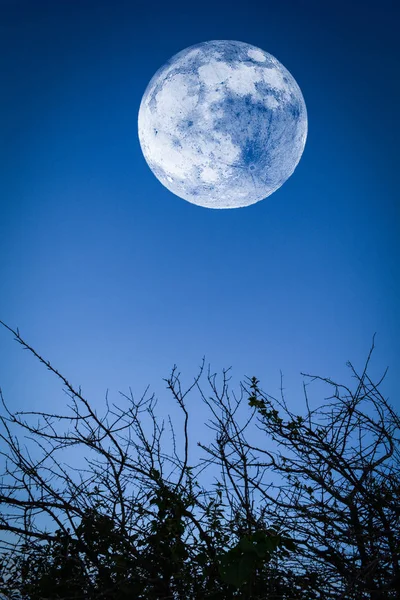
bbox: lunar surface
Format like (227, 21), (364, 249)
(138, 40), (307, 209)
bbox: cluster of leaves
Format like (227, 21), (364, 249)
(0, 480), (299, 599)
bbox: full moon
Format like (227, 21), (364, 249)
(138, 40), (307, 209)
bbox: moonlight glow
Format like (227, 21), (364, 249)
(138, 40), (307, 209)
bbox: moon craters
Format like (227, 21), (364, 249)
(138, 40), (307, 208)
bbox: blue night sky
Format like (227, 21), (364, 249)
(0, 0), (399, 516)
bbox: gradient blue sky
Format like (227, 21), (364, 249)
(0, 0), (399, 512)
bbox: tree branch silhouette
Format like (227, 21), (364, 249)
(0, 321), (398, 599)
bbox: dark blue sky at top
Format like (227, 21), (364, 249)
(0, 0), (398, 492)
